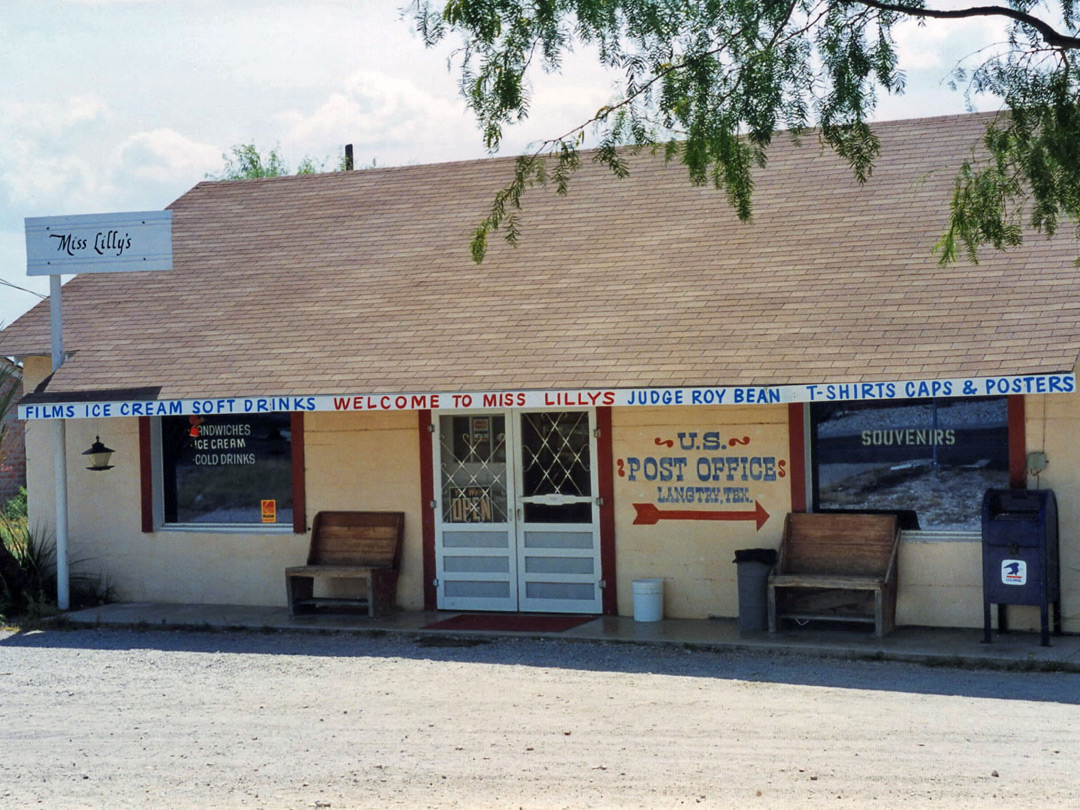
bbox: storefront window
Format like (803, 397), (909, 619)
(811, 397), (1009, 531)
(161, 413), (293, 526)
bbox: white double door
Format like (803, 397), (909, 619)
(433, 409), (602, 613)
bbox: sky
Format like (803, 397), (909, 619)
(0, 0), (1008, 331)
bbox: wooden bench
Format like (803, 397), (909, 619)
(285, 511), (404, 617)
(767, 512), (900, 637)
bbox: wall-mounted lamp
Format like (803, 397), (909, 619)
(83, 436), (115, 471)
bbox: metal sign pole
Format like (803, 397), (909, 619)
(25, 210), (172, 611)
(50, 274), (70, 610)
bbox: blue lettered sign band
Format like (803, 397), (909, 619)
(17, 372), (1077, 420)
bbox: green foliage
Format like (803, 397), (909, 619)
(414, 0), (1080, 264)
(208, 144), (292, 180)
(207, 144), (356, 180)
(2, 487), (27, 520)
(0, 360), (20, 459)
(0, 516), (54, 616)
(0, 514), (115, 620)
(938, 62), (1080, 263)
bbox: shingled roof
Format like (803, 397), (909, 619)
(2, 112), (1079, 400)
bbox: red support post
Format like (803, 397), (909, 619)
(787, 403), (807, 513)
(597, 406), (618, 615)
(419, 409), (437, 610)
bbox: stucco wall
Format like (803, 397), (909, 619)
(1018, 392), (1079, 633)
(895, 392), (1080, 635)
(893, 393), (1080, 634)
(610, 397), (1080, 631)
(19, 352), (1080, 631)
(303, 410), (424, 609)
(895, 539), (984, 628)
(24, 409), (307, 605)
(22, 354), (424, 608)
(611, 404), (792, 619)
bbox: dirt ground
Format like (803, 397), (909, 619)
(1, 626), (1078, 809)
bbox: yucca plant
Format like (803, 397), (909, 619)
(0, 360), (18, 458)
(0, 514), (54, 613)
(0, 513), (30, 614)
(1, 508), (116, 617)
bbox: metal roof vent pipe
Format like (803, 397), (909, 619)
(344, 144), (354, 171)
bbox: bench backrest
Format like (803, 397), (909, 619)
(308, 511), (404, 569)
(779, 512), (899, 579)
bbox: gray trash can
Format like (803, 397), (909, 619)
(733, 548), (778, 633)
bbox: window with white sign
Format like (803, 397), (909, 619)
(160, 413), (293, 526)
(811, 397), (1009, 531)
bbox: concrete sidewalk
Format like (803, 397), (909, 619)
(61, 601), (1080, 673)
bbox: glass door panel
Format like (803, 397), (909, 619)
(516, 411), (602, 613)
(435, 414), (516, 611)
(433, 409), (602, 614)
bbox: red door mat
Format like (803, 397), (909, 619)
(422, 614), (595, 633)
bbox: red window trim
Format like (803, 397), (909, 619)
(419, 409), (437, 610)
(596, 406), (618, 615)
(1007, 395), (1026, 489)
(787, 403), (807, 513)
(139, 416), (153, 533)
(290, 412), (307, 533)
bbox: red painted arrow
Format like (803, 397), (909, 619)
(632, 501), (770, 531)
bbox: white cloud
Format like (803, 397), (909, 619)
(277, 70), (479, 164)
(0, 139), (107, 212)
(63, 0), (170, 4)
(891, 5), (1011, 73)
(0, 95), (109, 137)
(0, 118), (214, 226)
(869, 6), (1022, 122)
(0, 95), (115, 210)
(893, 20), (954, 71)
(114, 129), (221, 185)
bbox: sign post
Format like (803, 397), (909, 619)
(25, 210), (172, 609)
(49, 275), (69, 607)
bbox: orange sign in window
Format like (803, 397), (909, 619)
(261, 499), (277, 523)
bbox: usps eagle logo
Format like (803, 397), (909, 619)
(1001, 560), (1027, 586)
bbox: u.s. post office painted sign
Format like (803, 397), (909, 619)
(25, 211), (172, 275)
(17, 373), (1077, 420)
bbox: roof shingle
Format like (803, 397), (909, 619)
(2, 112), (1079, 399)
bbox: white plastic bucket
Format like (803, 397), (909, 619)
(632, 578), (664, 622)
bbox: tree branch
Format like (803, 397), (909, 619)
(524, 1), (809, 157)
(856, 0), (1080, 49)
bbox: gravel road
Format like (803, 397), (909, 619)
(1, 626), (1078, 809)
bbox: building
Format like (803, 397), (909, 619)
(1, 112), (1078, 630)
(0, 358), (26, 505)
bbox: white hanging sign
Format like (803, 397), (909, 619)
(25, 211), (172, 275)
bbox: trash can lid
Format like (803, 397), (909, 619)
(733, 548), (778, 565)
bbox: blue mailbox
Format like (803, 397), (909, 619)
(981, 489), (1061, 646)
